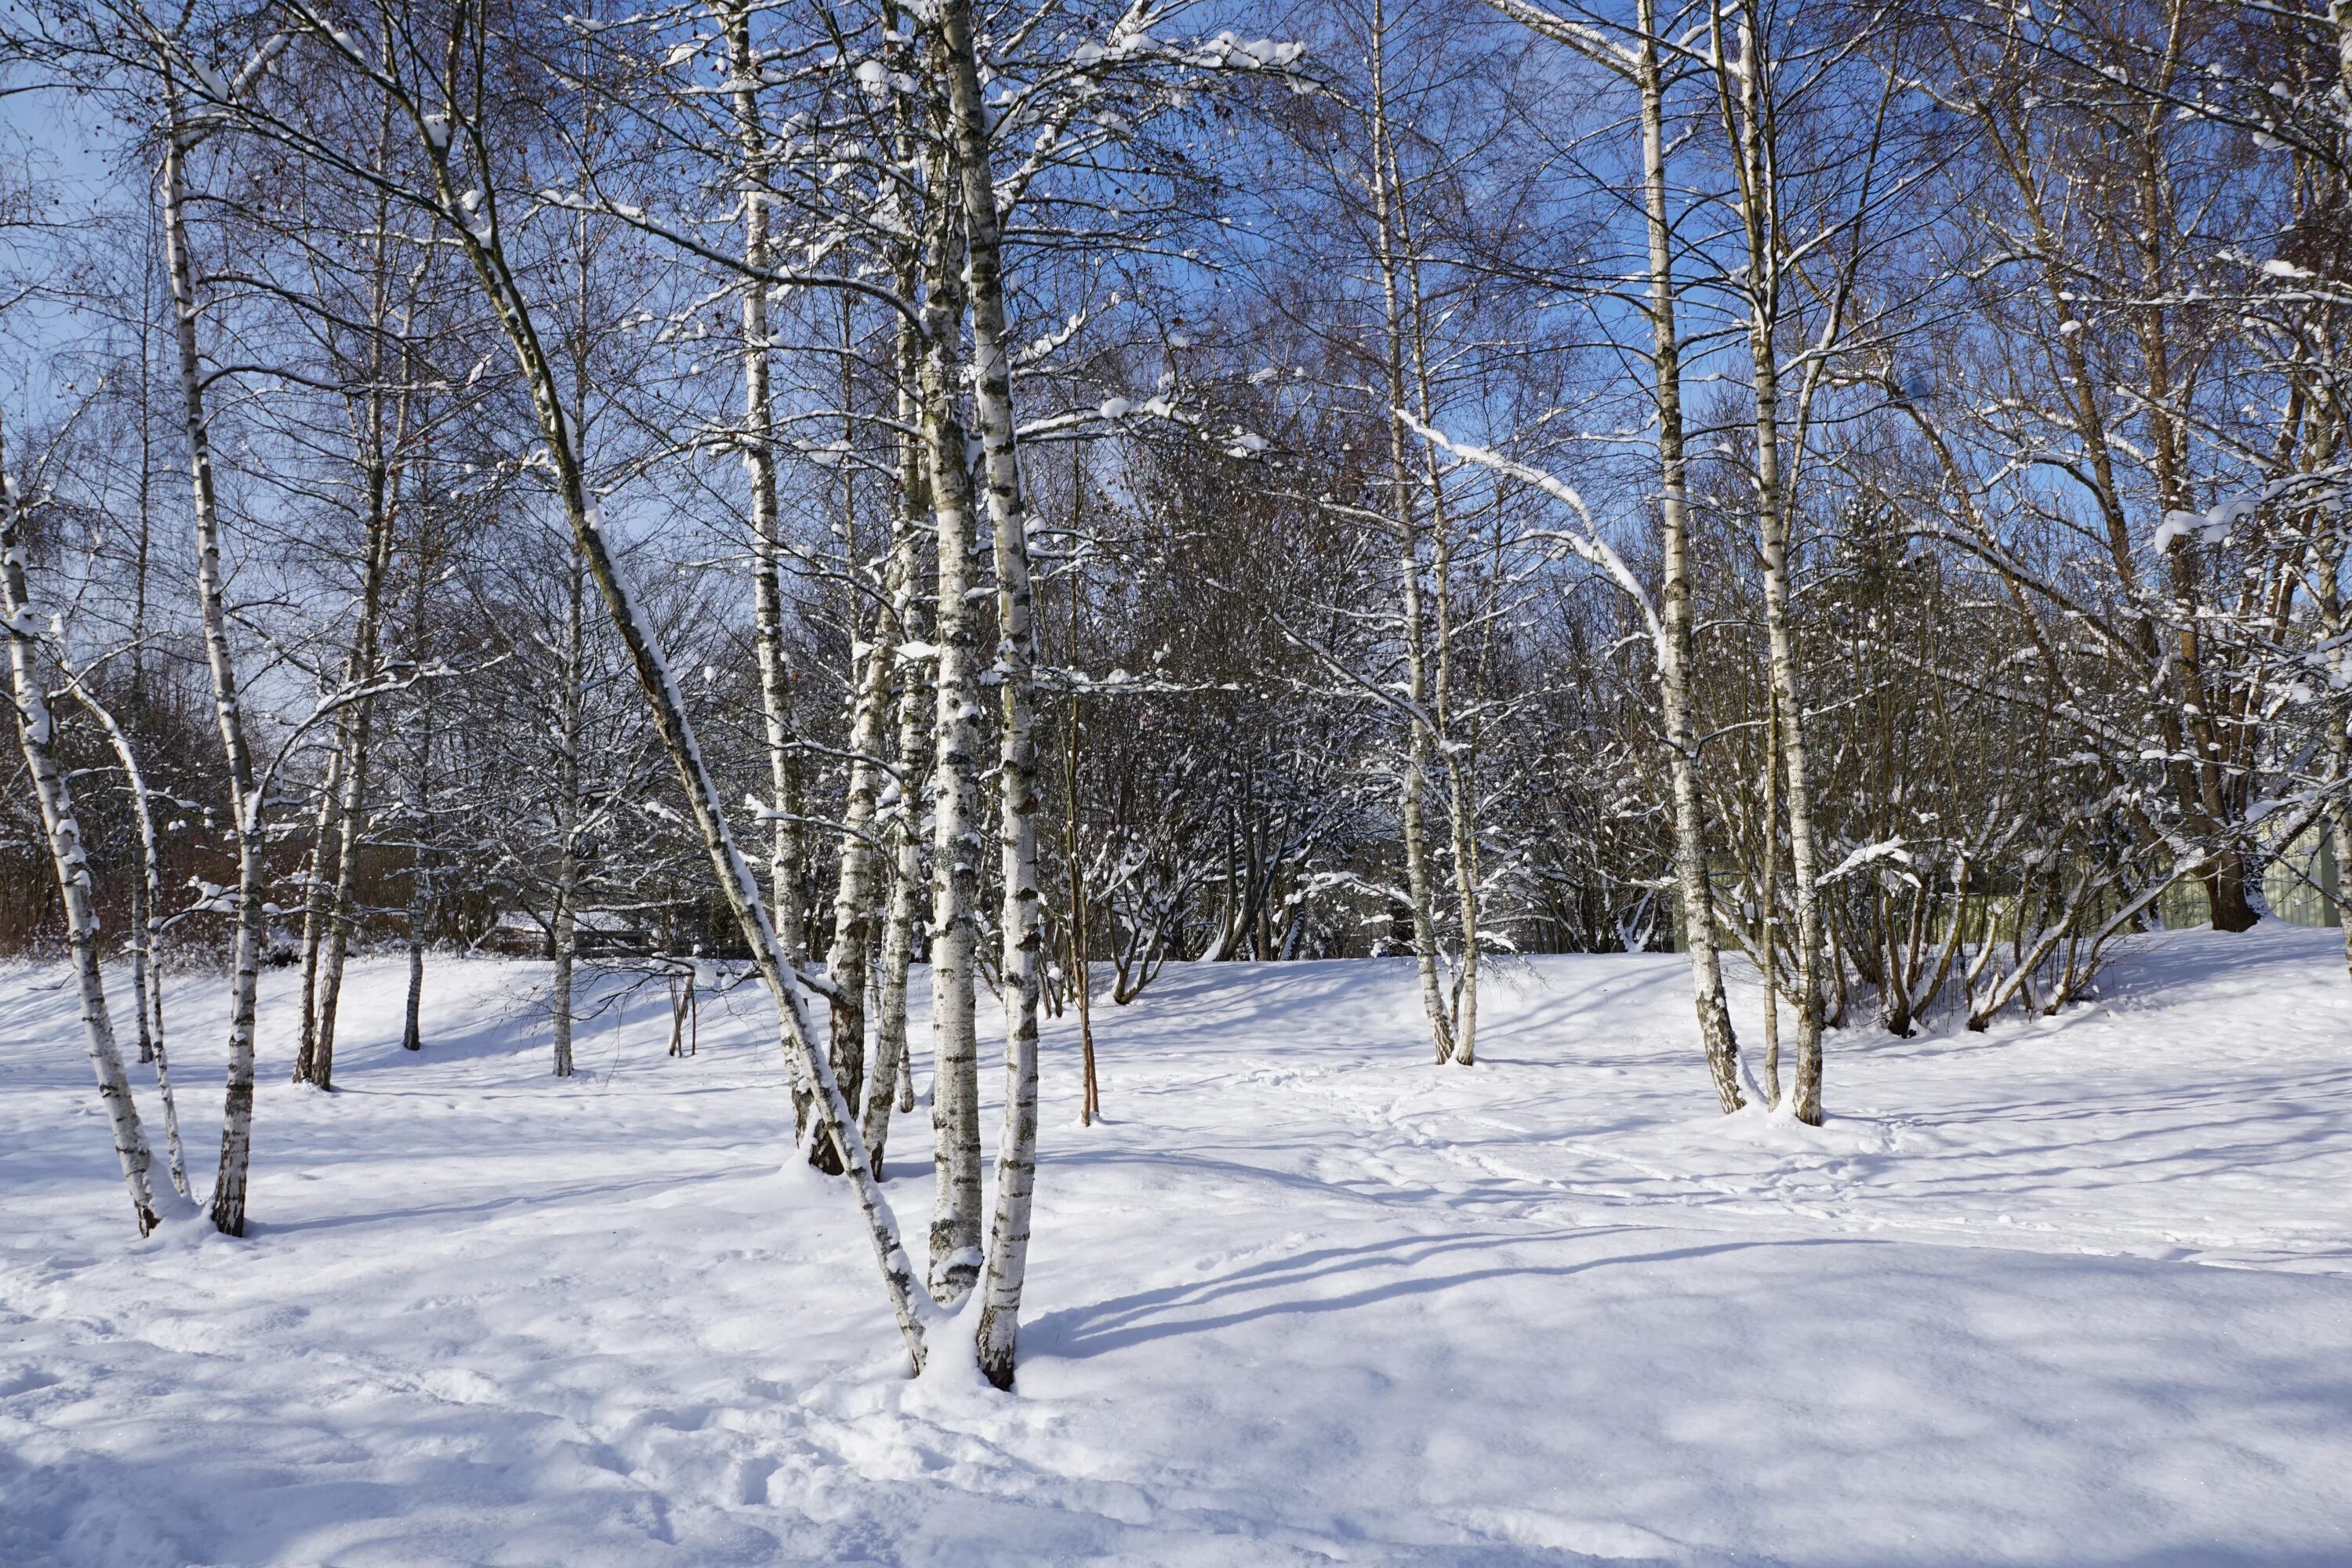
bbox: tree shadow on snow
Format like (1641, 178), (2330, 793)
(1025, 1229), (1859, 1359)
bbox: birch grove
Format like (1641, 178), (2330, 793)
(2, 0), (2351, 1396)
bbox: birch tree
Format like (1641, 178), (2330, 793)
(1, 419), (160, 1236)
(228, 0), (937, 1366)
(158, 57), (274, 1234)
(934, 0), (1045, 1387)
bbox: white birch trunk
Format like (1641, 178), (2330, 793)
(401, 512), (434, 1054)
(936, 0), (1045, 1387)
(2, 429), (159, 1236)
(68, 674), (188, 1195)
(163, 116), (269, 1235)
(550, 549), (584, 1080)
(817, 510), (909, 1170)
(1719, 1), (1826, 1123)
(909, 124), (987, 1302)
(863, 309), (931, 1174)
(1364, 8), (1455, 1063)
(1410, 278), (1478, 1068)
(875, 630), (931, 1138)
(1639, 0), (1745, 1112)
(292, 743), (344, 1084)
(309, 346), (408, 1088)
(729, 2), (809, 979)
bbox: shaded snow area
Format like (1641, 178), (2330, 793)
(5, 931), (2352, 1566)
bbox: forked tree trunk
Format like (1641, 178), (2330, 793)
(2, 426), (159, 1236)
(295, 146), (407, 1091)
(938, 0), (1044, 1388)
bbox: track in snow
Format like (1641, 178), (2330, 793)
(3, 929), (2350, 1566)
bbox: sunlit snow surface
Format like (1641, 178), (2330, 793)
(5, 931), (2351, 1566)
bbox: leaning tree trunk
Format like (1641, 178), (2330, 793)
(938, 0), (1045, 1389)
(408, 93), (931, 1369)
(1639, 0), (1744, 1113)
(164, 118), (270, 1235)
(69, 675), (189, 1195)
(2, 426), (159, 1236)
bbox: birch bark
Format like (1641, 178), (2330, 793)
(1639, 0), (1744, 1112)
(67, 673), (188, 1194)
(2, 426), (159, 1236)
(401, 488), (435, 1053)
(163, 108), (270, 1233)
(874, 598), (932, 1144)
(1715, 0), (1825, 1123)
(728, 0), (810, 981)
(862, 296), (932, 1175)
(550, 546), (585, 1080)
(915, 143), (986, 1301)
(292, 742), (346, 1084)
(935, 0), (1044, 1388)
(1364, 0), (1454, 1064)
(818, 481), (909, 1170)
(307, 347), (409, 1089)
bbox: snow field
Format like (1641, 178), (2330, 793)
(3, 929), (2350, 1565)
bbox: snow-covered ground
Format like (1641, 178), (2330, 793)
(5, 930), (2351, 1567)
